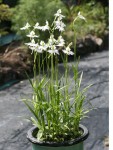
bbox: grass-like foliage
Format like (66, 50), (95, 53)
(21, 9), (91, 142)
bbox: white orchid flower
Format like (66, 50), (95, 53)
(63, 43), (74, 55)
(40, 41), (48, 51)
(56, 36), (65, 47)
(54, 19), (66, 32)
(41, 21), (49, 31)
(54, 9), (65, 20)
(29, 46), (37, 52)
(37, 21), (49, 31)
(25, 39), (44, 53)
(48, 45), (59, 55)
(29, 44), (43, 53)
(27, 31), (39, 38)
(34, 22), (40, 29)
(55, 9), (62, 16)
(77, 12), (86, 21)
(73, 12), (86, 23)
(35, 46), (44, 53)
(48, 35), (56, 47)
(25, 39), (39, 52)
(20, 22), (31, 30)
(25, 39), (37, 47)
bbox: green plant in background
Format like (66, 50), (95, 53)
(0, 0), (12, 36)
(63, 0), (108, 43)
(21, 9), (91, 142)
(11, 0), (108, 49)
(11, 0), (65, 40)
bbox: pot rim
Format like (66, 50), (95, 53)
(27, 124), (89, 147)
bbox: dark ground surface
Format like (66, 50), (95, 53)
(0, 50), (109, 150)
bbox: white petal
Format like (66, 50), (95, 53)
(34, 22), (40, 29)
(48, 50), (59, 55)
(68, 51), (74, 55)
(78, 11), (80, 16)
(27, 31), (39, 38)
(20, 22), (30, 30)
(25, 43), (38, 47)
(78, 12), (86, 21)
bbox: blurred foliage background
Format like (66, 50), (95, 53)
(0, 0), (12, 36)
(0, 0), (109, 42)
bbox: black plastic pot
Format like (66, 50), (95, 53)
(27, 124), (89, 150)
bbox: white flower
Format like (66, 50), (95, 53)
(63, 43), (74, 55)
(56, 36), (65, 47)
(39, 41), (48, 51)
(55, 9), (62, 16)
(37, 21), (49, 31)
(48, 45), (59, 55)
(29, 46), (42, 53)
(20, 22), (31, 30)
(29, 46), (37, 52)
(78, 12), (86, 21)
(27, 31), (39, 38)
(54, 19), (66, 32)
(25, 39), (38, 47)
(25, 39), (44, 53)
(28, 43), (43, 53)
(35, 46), (43, 53)
(54, 9), (65, 20)
(41, 21), (49, 31)
(34, 22), (40, 29)
(25, 39), (39, 52)
(48, 35), (56, 47)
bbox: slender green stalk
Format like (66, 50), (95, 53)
(33, 51), (37, 83)
(73, 26), (76, 61)
(51, 54), (54, 82)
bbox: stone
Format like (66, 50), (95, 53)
(0, 42), (33, 85)
(76, 34), (106, 56)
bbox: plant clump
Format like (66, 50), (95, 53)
(21, 9), (91, 142)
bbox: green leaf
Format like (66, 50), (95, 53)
(37, 129), (43, 141)
(22, 99), (41, 125)
(78, 71), (83, 89)
(82, 84), (92, 93)
(31, 117), (42, 130)
(56, 85), (67, 92)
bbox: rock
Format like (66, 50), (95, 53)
(76, 34), (104, 56)
(104, 136), (109, 147)
(0, 51), (109, 150)
(95, 37), (103, 46)
(0, 67), (16, 84)
(0, 42), (33, 85)
(64, 30), (108, 57)
(102, 30), (109, 49)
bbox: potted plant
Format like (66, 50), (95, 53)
(20, 9), (91, 150)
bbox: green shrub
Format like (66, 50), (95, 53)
(0, 3), (12, 36)
(63, 1), (108, 43)
(11, 0), (108, 45)
(11, 0), (65, 39)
